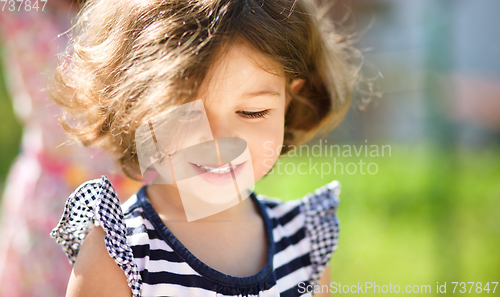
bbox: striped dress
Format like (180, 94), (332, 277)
(52, 176), (340, 296)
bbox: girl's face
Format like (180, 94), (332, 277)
(143, 42), (303, 220)
(197, 42), (288, 183)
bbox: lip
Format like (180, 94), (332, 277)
(189, 161), (246, 186)
(193, 163), (234, 169)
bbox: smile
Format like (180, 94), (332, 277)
(191, 163), (239, 175)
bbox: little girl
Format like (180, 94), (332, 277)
(50, 0), (359, 296)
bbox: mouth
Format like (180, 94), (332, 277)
(188, 161), (246, 186)
(191, 163), (239, 175)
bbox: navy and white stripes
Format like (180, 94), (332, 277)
(52, 176), (340, 297)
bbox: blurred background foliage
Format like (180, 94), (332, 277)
(0, 47), (22, 196)
(256, 0), (500, 295)
(256, 148), (500, 295)
(0, 0), (499, 296)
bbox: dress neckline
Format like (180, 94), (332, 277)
(136, 186), (275, 287)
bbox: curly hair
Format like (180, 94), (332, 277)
(50, 0), (360, 180)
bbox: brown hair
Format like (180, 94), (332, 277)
(51, 0), (360, 180)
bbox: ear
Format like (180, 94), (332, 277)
(285, 78), (305, 111)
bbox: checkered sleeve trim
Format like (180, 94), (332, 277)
(300, 180), (340, 287)
(50, 176), (142, 296)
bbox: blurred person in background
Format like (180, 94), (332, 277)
(0, 1), (141, 296)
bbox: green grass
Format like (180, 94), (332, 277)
(255, 145), (500, 296)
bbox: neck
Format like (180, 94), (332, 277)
(146, 184), (257, 223)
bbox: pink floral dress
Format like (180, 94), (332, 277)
(0, 2), (143, 296)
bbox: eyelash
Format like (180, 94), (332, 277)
(236, 110), (270, 119)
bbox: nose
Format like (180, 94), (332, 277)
(205, 112), (247, 167)
(206, 110), (235, 140)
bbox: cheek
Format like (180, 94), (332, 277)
(247, 121), (284, 181)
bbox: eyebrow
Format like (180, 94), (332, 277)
(242, 90), (281, 99)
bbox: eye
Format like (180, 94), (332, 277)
(236, 110), (270, 119)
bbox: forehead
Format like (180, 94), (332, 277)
(198, 42), (285, 96)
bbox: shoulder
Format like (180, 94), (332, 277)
(257, 180), (340, 228)
(51, 176), (143, 296)
(66, 226), (132, 297)
(300, 180), (340, 286)
(121, 192), (143, 219)
(256, 180), (340, 286)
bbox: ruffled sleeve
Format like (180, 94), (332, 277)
(50, 176), (142, 296)
(300, 180), (340, 287)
